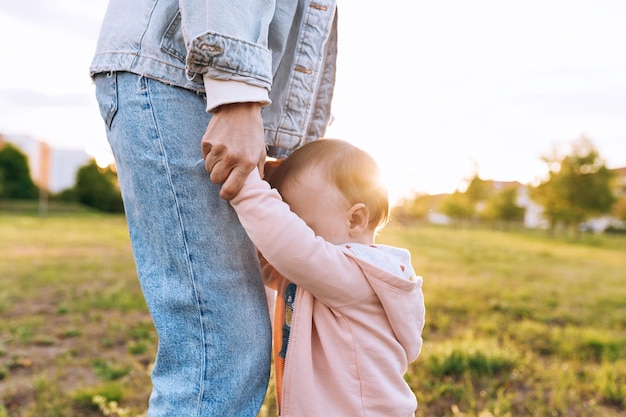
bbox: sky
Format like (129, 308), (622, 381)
(1, 0), (625, 201)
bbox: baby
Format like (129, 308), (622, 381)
(230, 138), (425, 417)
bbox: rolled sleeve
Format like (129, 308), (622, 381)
(203, 76), (271, 112)
(187, 32), (273, 90)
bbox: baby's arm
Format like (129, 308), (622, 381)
(230, 170), (371, 305)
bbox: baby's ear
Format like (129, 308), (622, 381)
(347, 203), (370, 236)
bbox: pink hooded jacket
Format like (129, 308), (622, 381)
(230, 171), (426, 417)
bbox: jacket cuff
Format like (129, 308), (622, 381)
(203, 76), (271, 113)
(187, 32), (273, 88)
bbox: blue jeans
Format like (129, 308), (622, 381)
(94, 72), (271, 416)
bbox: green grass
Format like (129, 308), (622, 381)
(1, 206), (625, 416)
(0, 206), (151, 416)
(379, 224), (626, 416)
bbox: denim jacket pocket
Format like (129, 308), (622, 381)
(94, 72), (118, 131)
(160, 12), (186, 64)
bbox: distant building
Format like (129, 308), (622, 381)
(492, 181), (548, 229)
(0, 133), (91, 193)
(486, 173), (626, 232)
(419, 169), (626, 232)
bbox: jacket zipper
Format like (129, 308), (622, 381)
(279, 284), (299, 416)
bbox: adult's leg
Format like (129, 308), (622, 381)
(94, 72), (271, 417)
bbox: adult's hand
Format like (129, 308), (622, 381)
(201, 102), (266, 200)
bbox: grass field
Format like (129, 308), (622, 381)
(1, 205), (625, 416)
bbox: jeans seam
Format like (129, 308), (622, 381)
(143, 76), (206, 417)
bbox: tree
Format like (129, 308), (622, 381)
(530, 137), (616, 233)
(0, 143), (38, 199)
(75, 160), (124, 213)
(439, 191), (474, 224)
(482, 186), (525, 228)
(465, 174), (492, 205)
(391, 192), (435, 224)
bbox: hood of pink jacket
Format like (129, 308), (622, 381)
(342, 243), (425, 362)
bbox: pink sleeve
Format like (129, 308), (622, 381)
(230, 171), (371, 306)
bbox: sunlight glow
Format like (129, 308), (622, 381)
(85, 144), (114, 169)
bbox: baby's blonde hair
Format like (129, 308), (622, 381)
(269, 139), (389, 231)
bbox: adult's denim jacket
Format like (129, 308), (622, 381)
(90, 0), (338, 158)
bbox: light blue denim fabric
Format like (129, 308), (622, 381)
(94, 72), (272, 417)
(90, 0), (337, 158)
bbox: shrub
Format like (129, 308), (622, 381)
(75, 160), (123, 213)
(0, 143), (38, 199)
